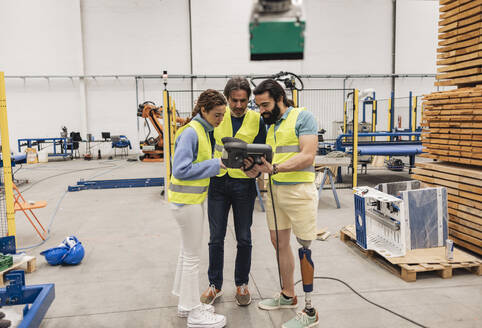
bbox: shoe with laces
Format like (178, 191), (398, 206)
(282, 309), (319, 328)
(200, 284), (223, 305)
(187, 306), (226, 328)
(258, 293), (297, 310)
(235, 284), (251, 306)
(177, 303), (215, 318)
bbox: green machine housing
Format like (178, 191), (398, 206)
(250, 19), (305, 60)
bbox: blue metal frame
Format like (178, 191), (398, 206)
(335, 132), (422, 152)
(409, 91), (413, 132)
(0, 271), (55, 328)
(17, 138), (73, 158)
(68, 177), (164, 192)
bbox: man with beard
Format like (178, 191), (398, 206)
(245, 79), (319, 328)
(200, 77), (266, 307)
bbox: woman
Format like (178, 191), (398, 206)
(168, 89), (227, 328)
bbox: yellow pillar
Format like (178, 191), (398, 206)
(163, 90), (171, 195)
(292, 89), (298, 108)
(0, 72), (16, 237)
(353, 89), (359, 188)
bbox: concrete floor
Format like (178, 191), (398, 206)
(6, 158), (481, 328)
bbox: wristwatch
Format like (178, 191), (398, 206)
(272, 164), (279, 175)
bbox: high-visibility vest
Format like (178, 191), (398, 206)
(168, 120), (212, 204)
(213, 107), (260, 178)
(266, 108), (315, 183)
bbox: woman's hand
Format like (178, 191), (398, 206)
(219, 158), (227, 170)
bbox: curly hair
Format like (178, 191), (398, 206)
(190, 89), (227, 121)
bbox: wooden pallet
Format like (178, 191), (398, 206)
(0, 255), (36, 286)
(340, 225), (481, 282)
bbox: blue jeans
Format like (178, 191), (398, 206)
(207, 174), (256, 290)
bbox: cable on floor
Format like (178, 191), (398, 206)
(294, 277), (428, 328)
(16, 161), (132, 250)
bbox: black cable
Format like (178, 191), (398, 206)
(268, 174), (283, 291)
(294, 277), (428, 328)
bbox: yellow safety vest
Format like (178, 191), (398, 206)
(213, 107), (260, 178)
(168, 120), (212, 204)
(266, 108), (315, 183)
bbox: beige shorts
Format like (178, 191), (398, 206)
(265, 182), (318, 241)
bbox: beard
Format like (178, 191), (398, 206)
(262, 103), (281, 125)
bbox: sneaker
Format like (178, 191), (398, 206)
(258, 293), (298, 310)
(177, 303), (215, 318)
(235, 284), (251, 306)
(200, 284), (223, 305)
(282, 310), (319, 328)
(188, 306), (226, 328)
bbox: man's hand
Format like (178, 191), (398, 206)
(243, 158), (259, 178)
(255, 157), (274, 174)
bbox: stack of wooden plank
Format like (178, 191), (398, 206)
(411, 162), (481, 255)
(412, 0), (482, 255)
(421, 86), (482, 165)
(435, 0), (482, 87)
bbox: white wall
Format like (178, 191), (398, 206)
(0, 0), (441, 156)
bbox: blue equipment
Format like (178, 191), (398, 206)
(68, 177), (164, 192)
(0, 271), (55, 328)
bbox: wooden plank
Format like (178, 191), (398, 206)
(435, 74), (482, 86)
(440, 0), (458, 7)
(448, 201), (482, 217)
(440, 1), (482, 20)
(424, 95), (482, 104)
(449, 221), (482, 239)
(411, 174), (482, 201)
(439, 14), (482, 33)
(450, 234), (482, 255)
(437, 36), (482, 53)
(450, 214), (482, 231)
(440, 0), (470, 13)
(437, 43), (482, 59)
(437, 59), (482, 73)
(450, 229), (482, 247)
(439, 27), (482, 46)
(449, 194), (482, 210)
(437, 58), (482, 73)
(418, 153), (482, 166)
(449, 208), (482, 225)
(437, 67), (481, 79)
(412, 166), (482, 185)
(439, 6), (482, 26)
(437, 50), (482, 66)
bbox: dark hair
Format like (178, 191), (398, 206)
(191, 89), (227, 120)
(253, 79), (290, 107)
(223, 76), (252, 100)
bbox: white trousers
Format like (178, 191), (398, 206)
(171, 202), (205, 311)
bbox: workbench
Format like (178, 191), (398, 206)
(17, 138), (73, 158)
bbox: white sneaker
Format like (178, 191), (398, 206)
(187, 306), (226, 328)
(177, 304), (215, 318)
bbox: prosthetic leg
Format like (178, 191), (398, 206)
(297, 238), (316, 316)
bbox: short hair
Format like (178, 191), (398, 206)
(253, 79), (290, 107)
(223, 76), (252, 100)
